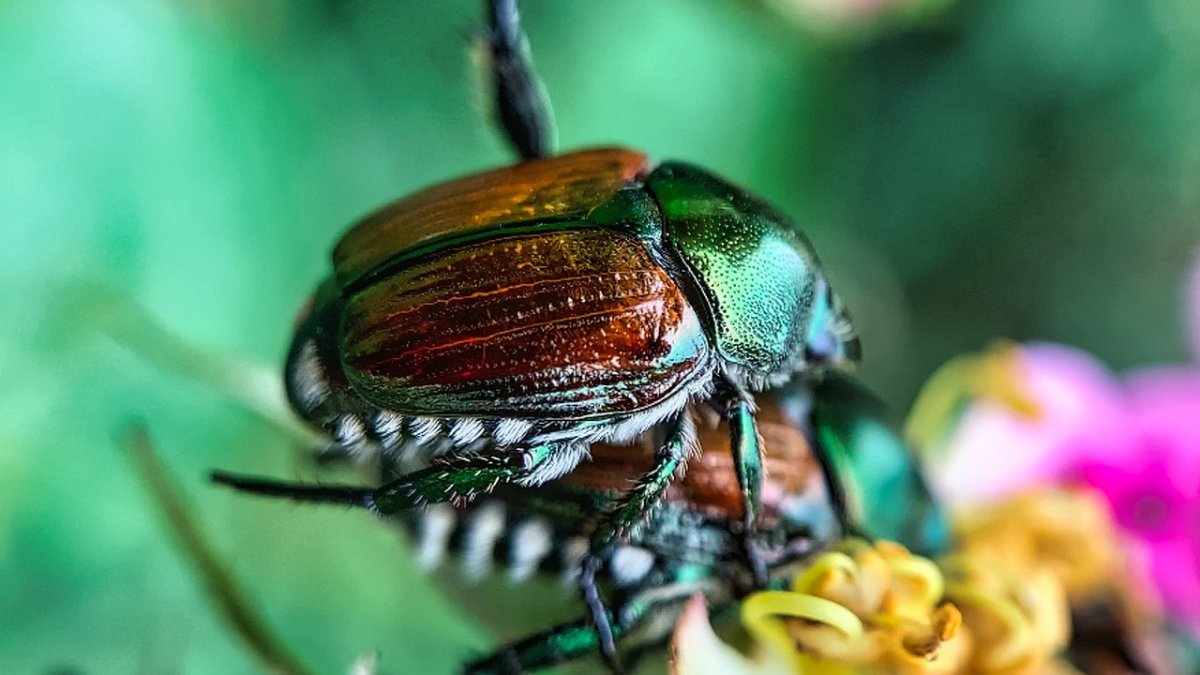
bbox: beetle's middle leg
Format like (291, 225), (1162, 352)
(576, 414), (695, 674)
(588, 414), (696, 548)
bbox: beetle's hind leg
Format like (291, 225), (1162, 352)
(462, 614), (618, 675)
(213, 443), (579, 514)
(484, 0), (555, 160)
(372, 442), (580, 511)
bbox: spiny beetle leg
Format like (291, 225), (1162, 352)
(371, 444), (557, 512)
(575, 416), (693, 674)
(212, 444), (558, 514)
(726, 389), (769, 588)
(588, 414), (694, 550)
(485, 0), (555, 160)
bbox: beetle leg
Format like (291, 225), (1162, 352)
(210, 471), (374, 507)
(581, 554), (626, 674)
(576, 415), (693, 673)
(371, 443), (561, 512)
(212, 444), (565, 513)
(726, 391), (769, 588)
(588, 414), (696, 549)
(461, 599), (645, 675)
(485, 0), (555, 160)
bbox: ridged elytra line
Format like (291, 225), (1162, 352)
(342, 213), (606, 296)
(379, 268), (659, 314)
(353, 268), (663, 336)
(365, 299), (674, 367)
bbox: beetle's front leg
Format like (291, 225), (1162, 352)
(722, 387), (769, 588)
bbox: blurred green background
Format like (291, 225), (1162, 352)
(2, 0), (1198, 673)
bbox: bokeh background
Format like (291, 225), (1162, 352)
(3, 0), (1198, 672)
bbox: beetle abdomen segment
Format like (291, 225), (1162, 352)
(340, 229), (711, 419)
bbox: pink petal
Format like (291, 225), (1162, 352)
(671, 596), (763, 675)
(935, 343), (1128, 504)
(1078, 458), (1191, 542)
(1121, 369), (1200, 490)
(1141, 537), (1200, 640)
(670, 595), (793, 675)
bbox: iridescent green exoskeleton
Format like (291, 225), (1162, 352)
(781, 372), (951, 558)
(211, 0), (858, 671)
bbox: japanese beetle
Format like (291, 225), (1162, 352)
(216, 0), (857, 577)
(275, 143), (858, 505)
(218, 142), (857, 669)
(213, 0), (859, 670)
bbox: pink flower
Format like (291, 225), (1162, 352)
(931, 342), (1128, 504)
(929, 251), (1200, 639)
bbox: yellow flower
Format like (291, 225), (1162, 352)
(671, 489), (1154, 675)
(740, 540), (971, 675)
(938, 556), (1070, 674)
(672, 538), (1078, 674)
(952, 488), (1126, 603)
(947, 487), (1161, 674)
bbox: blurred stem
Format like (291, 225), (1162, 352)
(60, 280), (314, 443)
(123, 424), (315, 675)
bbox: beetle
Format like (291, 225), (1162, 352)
(385, 372), (945, 673)
(217, 145), (858, 669)
(212, 0), (858, 669)
(414, 386), (840, 674)
(783, 371), (950, 558)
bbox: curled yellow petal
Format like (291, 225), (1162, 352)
(943, 581), (1033, 670)
(887, 555), (944, 609)
(742, 590), (865, 659)
(791, 552), (859, 594)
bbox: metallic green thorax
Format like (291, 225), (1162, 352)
(647, 162), (823, 381)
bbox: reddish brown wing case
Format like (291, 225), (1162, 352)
(333, 148), (650, 288)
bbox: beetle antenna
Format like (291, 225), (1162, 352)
(485, 0), (556, 160)
(211, 471), (374, 509)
